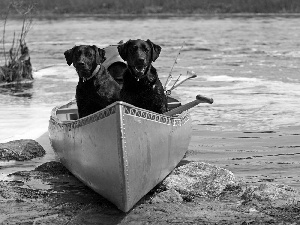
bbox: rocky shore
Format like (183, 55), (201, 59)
(0, 139), (45, 161)
(0, 139), (299, 224)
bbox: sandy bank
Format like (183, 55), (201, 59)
(0, 158), (299, 224)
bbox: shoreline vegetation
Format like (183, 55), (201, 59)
(1, 0), (300, 16)
(0, 0), (34, 83)
(5, 13), (300, 21)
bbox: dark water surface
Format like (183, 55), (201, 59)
(0, 16), (299, 189)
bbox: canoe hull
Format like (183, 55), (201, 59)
(49, 101), (191, 212)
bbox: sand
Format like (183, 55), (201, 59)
(0, 159), (300, 224)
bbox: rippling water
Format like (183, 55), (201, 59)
(1, 15), (299, 188)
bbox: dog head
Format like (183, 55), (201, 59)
(64, 45), (106, 79)
(118, 39), (161, 80)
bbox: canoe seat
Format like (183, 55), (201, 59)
(167, 96), (181, 111)
(168, 102), (181, 111)
(56, 108), (79, 121)
(56, 108), (78, 115)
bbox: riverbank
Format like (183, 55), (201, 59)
(0, 154), (299, 224)
(1, 0), (300, 16)
(1, 137), (300, 224)
(3, 13), (300, 21)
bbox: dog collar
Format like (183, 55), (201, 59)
(82, 64), (101, 82)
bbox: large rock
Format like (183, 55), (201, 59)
(0, 139), (45, 161)
(242, 183), (300, 202)
(162, 162), (238, 198)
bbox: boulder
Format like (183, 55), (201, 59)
(0, 139), (45, 161)
(162, 162), (238, 198)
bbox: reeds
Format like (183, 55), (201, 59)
(0, 0), (34, 83)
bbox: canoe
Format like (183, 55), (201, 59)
(48, 97), (193, 212)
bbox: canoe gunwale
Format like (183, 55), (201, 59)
(50, 100), (190, 130)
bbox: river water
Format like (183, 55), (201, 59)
(0, 15), (299, 189)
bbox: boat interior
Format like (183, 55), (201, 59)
(56, 96), (181, 122)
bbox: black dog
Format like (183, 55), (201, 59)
(64, 45), (120, 118)
(117, 39), (167, 114)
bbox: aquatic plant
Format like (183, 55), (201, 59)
(0, 0), (35, 83)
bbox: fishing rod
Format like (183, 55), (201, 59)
(169, 71), (197, 91)
(164, 42), (185, 90)
(170, 73), (182, 90)
(165, 71), (197, 95)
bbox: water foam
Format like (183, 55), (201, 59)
(173, 74), (300, 131)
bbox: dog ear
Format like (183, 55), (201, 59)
(147, 39), (162, 62)
(92, 45), (106, 64)
(146, 71), (158, 84)
(64, 47), (75, 66)
(99, 48), (106, 63)
(118, 40), (129, 61)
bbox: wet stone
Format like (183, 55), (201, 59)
(0, 139), (45, 161)
(151, 189), (183, 204)
(161, 162), (238, 198)
(242, 183), (300, 202)
(35, 161), (72, 176)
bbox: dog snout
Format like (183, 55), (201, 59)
(136, 58), (145, 65)
(76, 61), (86, 69)
(77, 61), (85, 66)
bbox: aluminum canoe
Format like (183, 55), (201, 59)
(48, 99), (192, 212)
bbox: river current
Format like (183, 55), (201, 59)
(0, 15), (299, 189)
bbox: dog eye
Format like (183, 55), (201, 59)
(144, 48), (149, 53)
(86, 52), (92, 57)
(75, 51), (81, 56)
(130, 46), (138, 53)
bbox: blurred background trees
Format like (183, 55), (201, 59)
(1, 0), (299, 15)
